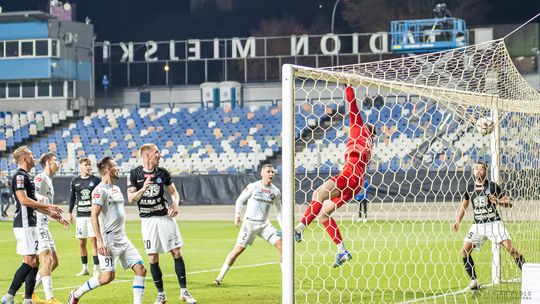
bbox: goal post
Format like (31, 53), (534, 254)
(281, 39), (540, 303)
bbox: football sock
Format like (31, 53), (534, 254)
(74, 276), (100, 298)
(323, 218), (343, 245)
(81, 256), (88, 270)
(463, 256), (477, 280)
(515, 255), (525, 270)
(150, 263), (164, 292)
(174, 257), (187, 289)
(42, 276), (53, 300)
(7, 263), (32, 296)
(132, 275), (145, 304)
(218, 263), (230, 280)
(24, 267), (38, 299)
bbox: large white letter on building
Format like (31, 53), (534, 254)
(145, 41), (158, 61)
(320, 34), (341, 55)
(188, 39), (201, 60)
(232, 37), (256, 58)
(291, 35), (309, 56)
(119, 42), (134, 63)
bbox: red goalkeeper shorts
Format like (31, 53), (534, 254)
(329, 164), (364, 208)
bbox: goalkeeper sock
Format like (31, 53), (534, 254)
(323, 218), (343, 245)
(515, 255), (525, 270)
(300, 200), (323, 227)
(463, 256), (477, 280)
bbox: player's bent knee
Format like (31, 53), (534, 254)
(100, 272), (115, 284)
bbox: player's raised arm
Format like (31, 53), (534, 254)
(234, 183), (254, 226)
(345, 85), (364, 127)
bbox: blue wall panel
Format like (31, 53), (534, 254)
(0, 22), (48, 40)
(0, 59), (91, 81)
(0, 59), (51, 79)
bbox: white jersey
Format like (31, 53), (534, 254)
(34, 173), (54, 229)
(91, 182), (126, 237)
(235, 180), (282, 227)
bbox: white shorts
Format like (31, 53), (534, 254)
(141, 216), (183, 254)
(465, 221), (511, 251)
(76, 217), (96, 239)
(99, 232), (143, 272)
(37, 227), (56, 253)
(13, 227), (39, 256)
(236, 220), (280, 247)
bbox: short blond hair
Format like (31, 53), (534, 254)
(139, 143), (157, 158)
(12, 146), (30, 164)
(78, 157), (91, 165)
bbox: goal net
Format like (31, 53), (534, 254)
(281, 39), (540, 303)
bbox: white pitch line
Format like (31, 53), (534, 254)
(51, 262), (278, 292)
(400, 278), (522, 303)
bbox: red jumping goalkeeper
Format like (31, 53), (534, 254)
(294, 85), (376, 267)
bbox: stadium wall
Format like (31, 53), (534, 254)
(95, 82), (282, 108)
(47, 170), (538, 206)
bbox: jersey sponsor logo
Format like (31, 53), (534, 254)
(143, 184), (160, 197)
(93, 193), (101, 198)
(16, 175), (25, 188)
(35, 176), (42, 182)
(81, 189), (91, 200)
(473, 196), (488, 208)
(262, 189), (270, 194)
(89, 182), (94, 187)
(144, 173), (155, 179)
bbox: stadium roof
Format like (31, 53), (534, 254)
(0, 11), (53, 22)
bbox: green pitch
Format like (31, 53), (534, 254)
(0, 220), (537, 303)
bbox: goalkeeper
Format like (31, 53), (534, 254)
(295, 85), (376, 267)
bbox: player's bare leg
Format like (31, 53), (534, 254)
(215, 245), (246, 285)
(33, 250), (58, 303)
(501, 239), (525, 270)
(295, 180), (341, 241)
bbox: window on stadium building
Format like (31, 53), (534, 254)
(20, 41), (34, 56)
(7, 83), (20, 98)
(0, 84), (5, 99)
(0, 39), (59, 58)
(51, 81), (64, 97)
(51, 40), (58, 57)
(67, 81), (75, 98)
(37, 82), (50, 97)
(22, 82), (35, 98)
(35, 40), (48, 56)
(5, 41), (18, 57)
